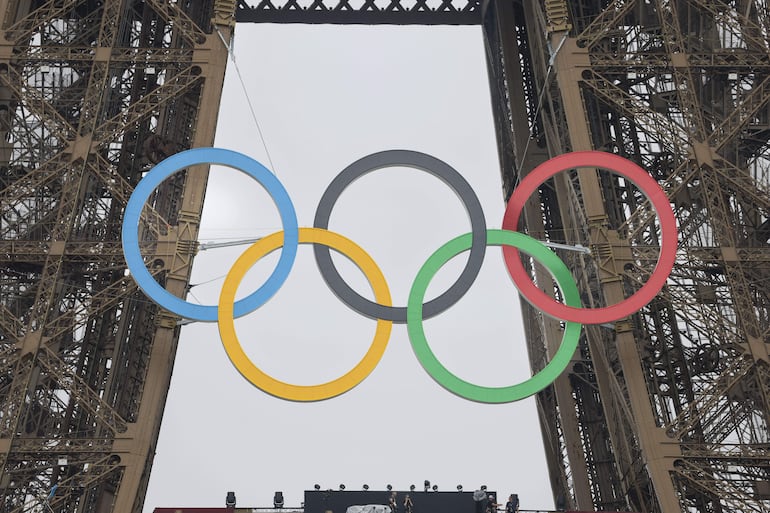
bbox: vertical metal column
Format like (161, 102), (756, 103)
(481, 1), (594, 509)
(484, 1), (770, 511)
(0, 1), (235, 511)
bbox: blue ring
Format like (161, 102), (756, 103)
(121, 148), (299, 322)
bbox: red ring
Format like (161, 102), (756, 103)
(502, 151), (677, 324)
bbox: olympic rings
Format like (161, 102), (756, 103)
(218, 228), (392, 402)
(122, 148), (299, 322)
(407, 229), (582, 403)
(122, 147), (678, 403)
(313, 150), (486, 323)
(502, 151), (677, 324)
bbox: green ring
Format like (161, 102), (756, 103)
(406, 229), (582, 403)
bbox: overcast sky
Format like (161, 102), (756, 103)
(142, 24), (555, 512)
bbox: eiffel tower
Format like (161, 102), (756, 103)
(1, 1), (769, 512)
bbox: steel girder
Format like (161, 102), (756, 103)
(234, 0), (482, 25)
(2, 1), (769, 513)
(482, 1), (770, 512)
(0, 1), (234, 512)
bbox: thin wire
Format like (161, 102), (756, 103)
(519, 33), (568, 170)
(189, 273), (229, 288)
(215, 26), (278, 176)
(187, 289), (204, 305)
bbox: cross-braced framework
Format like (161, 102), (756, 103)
(235, 0), (481, 24)
(2, 0), (770, 512)
(483, 1), (770, 512)
(0, 1), (235, 511)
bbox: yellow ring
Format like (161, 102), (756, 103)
(218, 227), (393, 401)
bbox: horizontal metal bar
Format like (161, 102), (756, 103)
(235, 1), (482, 25)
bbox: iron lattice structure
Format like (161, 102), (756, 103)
(482, 1), (770, 512)
(1, 1), (769, 513)
(0, 0), (235, 511)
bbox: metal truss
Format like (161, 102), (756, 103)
(0, 1), (235, 512)
(235, 0), (481, 24)
(482, 0), (770, 512)
(3, 0), (769, 513)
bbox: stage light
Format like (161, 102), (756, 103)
(387, 484), (393, 491)
(432, 485), (438, 492)
(424, 481), (430, 492)
(315, 484), (321, 491)
(457, 485), (463, 492)
(225, 492), (236, 508)
(363, 485), (370, 491)
(410, 485), (416, 492)
(339, 484), (346, 491)
(274, 491), (284, 508)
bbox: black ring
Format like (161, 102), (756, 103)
(313, 150), (487, 323)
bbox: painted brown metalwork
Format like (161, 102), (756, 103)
(235, 0), (482, 25)
(0, 1), (233, 511)
(483, 1), (770, 512)
(2, 0), (769, 512)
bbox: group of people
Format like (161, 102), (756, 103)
(388, 492), (413, 513)
(384, 487), (519, 513)
(473, 487), (519, 513)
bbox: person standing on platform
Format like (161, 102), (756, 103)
(388, 491), (398, 513)
(505, 494), (519, 513)
(473, 486), (487, 513)
(403, 494), (413, 513)
(486, 494), (497, 513)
